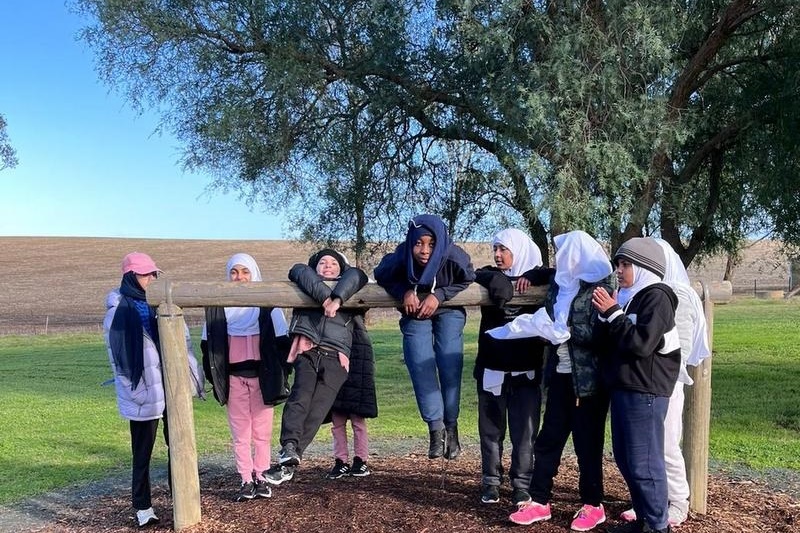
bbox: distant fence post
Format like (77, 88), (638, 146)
(156, 297), (202, 531)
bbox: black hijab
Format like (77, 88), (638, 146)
(109, 272), (159, 389)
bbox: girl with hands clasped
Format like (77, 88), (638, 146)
(375, 214), (475, 461)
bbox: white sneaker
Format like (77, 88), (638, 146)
(136, 507), (159, 527)
(620, 505), (687, 527)
(668, 502), (689, 527)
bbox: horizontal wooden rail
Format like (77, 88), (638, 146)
(146, 279), (732, 308)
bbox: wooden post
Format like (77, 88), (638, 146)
(157, 300), (202, 531)
(683, 282), (714, 515)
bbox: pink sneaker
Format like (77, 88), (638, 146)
(570, 504), (605, 531)
(620, 508), (637, 522)
(509, 501), (551, 525)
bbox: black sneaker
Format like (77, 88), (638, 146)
(278, 442), (301, 466)
(236, 481), (256, 502)
(350, 456), (371, 477)
(264, 464), (295, 486)
(480, 484), (500, 504)
(445, 425), (461, 460)
(428, 428), (445, 459)
(607, 520), (646, 533)
(512, 487), (532, 506)
(326, 459), (351, 479)
(254, 479), (272, 498)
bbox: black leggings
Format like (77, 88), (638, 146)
(280, 348), (349, 455)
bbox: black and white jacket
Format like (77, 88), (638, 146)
(595, 283), (681, 397)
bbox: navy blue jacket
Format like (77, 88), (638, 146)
(374, 243), (474, 315)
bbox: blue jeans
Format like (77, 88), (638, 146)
(400, 308), (466, 429)
(610, 389), (670, 531)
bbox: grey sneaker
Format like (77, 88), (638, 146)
(480, 484), (500, 504)
(264, 464), (295, 486)
(279, 442), (301, 465)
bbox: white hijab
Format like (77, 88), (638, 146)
(487, 230), (611, 345)
(224, 253), (262, 336)
(655, 239), (710, 368)
(616, 263), (661, 308)
(553, 231), (613, 332)
(482, 228), (542, 394)
(492, 228), (543, 276)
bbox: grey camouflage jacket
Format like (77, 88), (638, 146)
(543, 274), (616, 398)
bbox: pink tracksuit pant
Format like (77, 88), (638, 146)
(227, 375), (273, 482)
(331, 411), (368, 462)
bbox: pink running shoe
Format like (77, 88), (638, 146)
(509, 501), (551, 525)
(570, 504), (606, 531)
(619, 508), (637, 522)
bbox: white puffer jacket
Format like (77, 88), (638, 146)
(103, 290), (205, 421)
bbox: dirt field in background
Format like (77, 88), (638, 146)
(1, 237), (798, 532)
(0, 236), (790, 335)
(0, 237), (343, 334)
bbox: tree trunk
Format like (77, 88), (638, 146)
(723, 252), (738, 282)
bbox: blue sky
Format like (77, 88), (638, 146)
(0, 1), (284, 240)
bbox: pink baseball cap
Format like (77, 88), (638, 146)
(121, 252), (163, 275)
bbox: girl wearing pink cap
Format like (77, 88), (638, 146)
(104, 252), (205, 527)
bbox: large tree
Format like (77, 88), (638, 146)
(77, 0), (800, 265)
(0, 113), (17, 171)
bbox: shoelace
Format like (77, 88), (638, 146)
(574, 506), (600, 519)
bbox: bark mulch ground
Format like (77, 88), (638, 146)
(4, 451), (797, 533)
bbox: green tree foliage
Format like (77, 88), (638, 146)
(0, 113), (18, 171)
(77, 0), (800, 265)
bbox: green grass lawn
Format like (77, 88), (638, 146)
(708, 299), (800, 469)
(0, 299), (798, 503)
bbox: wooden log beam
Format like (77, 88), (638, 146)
(147, 279), (732, 308)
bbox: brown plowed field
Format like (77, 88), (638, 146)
(0, 236), (789, 334)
